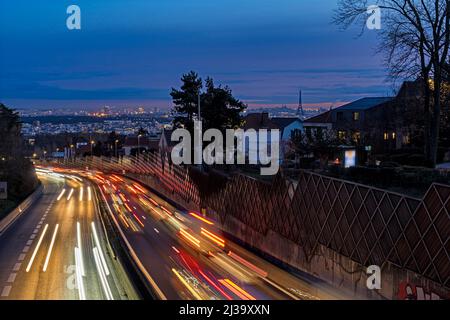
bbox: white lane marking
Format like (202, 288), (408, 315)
(74, 247), (86, 300)
(57, 189), (66, 201)
(91, 222), (110, 275)
(79, 187), (83, 202)
(67, 188), (74, 201)
(43, 224), (59, 272)
(23, 246), (30, 253)
(99, 187), (167, 300)
(37, 224), (42, 229)
(30, 234), (36, 240)
(153, 228), (159, 234)
(18, 254), (26, 261)
(93, 247), (113, 300)
(33, 229), (38, 234)
(12, 263), (21, 272)
(76, 222), (85, 276)
(7, 273), (16, 283)
(172, 246), (180, 254)
(1, 286), (11, 297)
(26, 240), (33, 246)
(26, 224), (49, 272)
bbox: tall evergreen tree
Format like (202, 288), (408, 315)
(0, 103), (39, 206)
(170, 71), (203, 132)
(202, 77), (247, 132)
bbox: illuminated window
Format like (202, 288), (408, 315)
(352, 112), (360, 121)
(383, 132), (388, 140)
(345, 150), (356, 168)
(338, 131), (346, 140)
(352, 131), (361, 143)
(403, 134), (410, 145)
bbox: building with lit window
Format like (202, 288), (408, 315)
(304, 80), (425, 156)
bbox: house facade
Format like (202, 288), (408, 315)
(304, 81), (425, 155)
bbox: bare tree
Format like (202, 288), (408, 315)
(334, 0), (450, 167)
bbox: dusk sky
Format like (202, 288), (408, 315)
(0, 0), (397, 110)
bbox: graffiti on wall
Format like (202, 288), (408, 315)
(398, 282), (447, 300)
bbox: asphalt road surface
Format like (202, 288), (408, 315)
(1, 166), (357, 300)
(0, 172), (138, 300)
(89, 171), (355, 300)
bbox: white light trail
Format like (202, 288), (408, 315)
(93, 247), (113, 300)
(26, 224), (49, 272)
(79, 187), (83, 202)
(77, 222), (85, 276)
(43, 224), (59, 272)
(88, 186), (92, 201)
(67, 188), (74, 201)
(57, 189), (66, 201)
(74, 247), (86, 300)
(91, 222), (110, 275)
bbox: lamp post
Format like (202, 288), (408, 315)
(137, 134), (142, 160)
(70, 144), (74, 161)
(90, 140), (95, 156)
(115, 139), (119, 158)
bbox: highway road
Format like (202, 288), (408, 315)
(0, 166), (355, 300)
(0, 172), (139, 300)
(77, 170), (354, 300)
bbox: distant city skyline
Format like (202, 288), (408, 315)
(1, 0), (398, 110)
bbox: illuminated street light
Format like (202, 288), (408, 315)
(137, 134), (142, 159)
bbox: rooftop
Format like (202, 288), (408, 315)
(335, 97), (393, 111)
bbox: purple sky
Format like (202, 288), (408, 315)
(0, 0), (397, 110)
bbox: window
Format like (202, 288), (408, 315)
(337, 112), (344, 121)
(352, 112), (360, 121)
(392, 132), (396, 140)
(338, 130), (346, 140)
(403, 134), (410, 145)
(352, 131), (361, 143)
(305, 127), (312, 138)
(383, 132), (389, 140)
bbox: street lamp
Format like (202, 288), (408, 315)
(90, 140), (95, 156)
(115, 139), (119, 158)
(137, 134), (142, 159)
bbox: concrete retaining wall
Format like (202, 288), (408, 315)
(0, 184), (43, 235)
(128, 173), (449, 300)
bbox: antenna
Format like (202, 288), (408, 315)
(297, 89), (304, 118)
